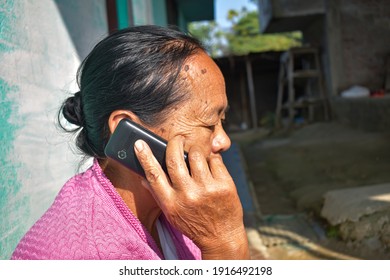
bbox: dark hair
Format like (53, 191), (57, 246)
(59, 25), (204, 158)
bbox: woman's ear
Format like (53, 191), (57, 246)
(107, 110), (141, 134)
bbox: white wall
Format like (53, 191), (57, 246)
(0, 0), (107, 259)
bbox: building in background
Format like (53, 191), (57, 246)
(257, 0), (390, 131)
(0, 0), (214, 259)
(106, 0), (214, 34)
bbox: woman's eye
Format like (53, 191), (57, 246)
(207, 125), (216, 131)
(207, 119), (225, 131)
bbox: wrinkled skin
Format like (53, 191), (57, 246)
(134, 137), (249, 259)
(103, 51), (249, 259)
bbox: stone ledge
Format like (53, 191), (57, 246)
(331, 96), (390, 132)
(321, 183), (390, 226)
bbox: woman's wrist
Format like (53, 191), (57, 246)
(199, 227), (250, 260)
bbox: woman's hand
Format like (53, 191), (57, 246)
(134, 136), (249, 259)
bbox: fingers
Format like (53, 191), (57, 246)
(187, 145), (211, 183)
(208, 154), (232, 181)
(165, 136), (192, 186)
(134, 139), (173, 201)
(165, 136), (230, 184)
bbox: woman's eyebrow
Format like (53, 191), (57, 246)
(203, 104), (229, 122)
(224, 104), (230, 114)
(217, 104), (230, 116)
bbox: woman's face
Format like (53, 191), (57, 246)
(152, 51), (231, 158)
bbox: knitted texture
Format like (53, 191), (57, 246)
(11, 160), (201, 260)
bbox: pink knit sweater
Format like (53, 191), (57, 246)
(11, 160), (201, 260)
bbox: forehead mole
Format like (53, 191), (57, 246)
(184, 65), (190, 71)
(201, 69), (207, 74)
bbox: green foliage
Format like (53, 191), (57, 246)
(188, 21), (217, 49)
(229, 9), (259, 36)
(326, 225), (340, 239)
(188, 7), (302, 57)
(226, 9), (302, 55)
(188, 21), (227, 57)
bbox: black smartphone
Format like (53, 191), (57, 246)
(104, 118), (189, 178)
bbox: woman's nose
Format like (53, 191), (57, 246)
(212, 126), (231, 153)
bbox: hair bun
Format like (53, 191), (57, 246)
(62, 91), (84, 126)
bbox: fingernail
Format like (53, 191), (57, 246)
(134, 140), (144, 152)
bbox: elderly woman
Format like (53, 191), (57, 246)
(12, 25), (249, 260)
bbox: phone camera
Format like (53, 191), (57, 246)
(118, 150), (127, 159)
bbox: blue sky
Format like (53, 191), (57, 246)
(215, 0), (258, 28)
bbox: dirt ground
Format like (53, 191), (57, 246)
(230, 121), (390, 259)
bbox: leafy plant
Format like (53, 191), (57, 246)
(326, 225), (340, 239)
(188, 7), (302, 57)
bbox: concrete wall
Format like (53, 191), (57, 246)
(332, 96), (390, 132)
(324, 0), (390, 96)
(0, 0), (107, 259)
(333, 0), (390, 93)
(324, 0), (390, 131)
(270, 0), (324, 18)
(55, 0), (108, 60)
(258, 0), (324, 33)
